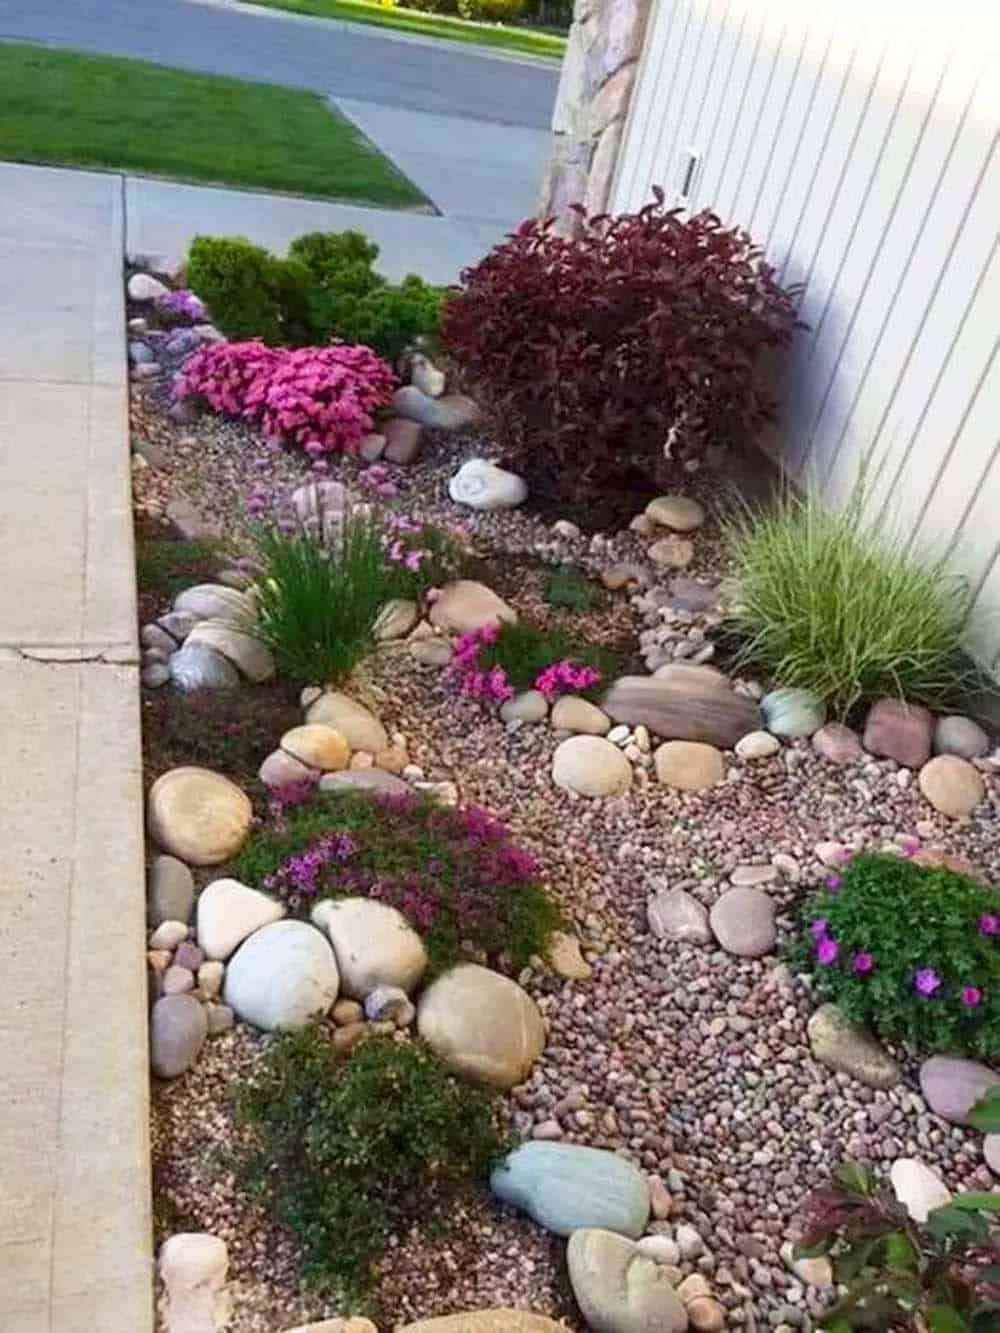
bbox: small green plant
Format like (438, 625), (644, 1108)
(230, 789), (562, 976)
(971, 1088), (1000, 1133)
(234, 1030), (509, 1298)
(135, 537), (224, 602)
(543, 565), (595, 612)
(787, 853), (1000, 1061)
(721, 480), (973, 717)
(250, 510), (404, 685)
(450, 618), (619, 704)
(794, 1161), (1000, 1332)
(186, 235), (311, 344)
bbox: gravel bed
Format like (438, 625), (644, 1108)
(138, 385), (1000, 1333)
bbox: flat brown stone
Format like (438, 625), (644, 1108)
(603, 676), (760, 748)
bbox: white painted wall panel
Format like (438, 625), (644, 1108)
(612, 0), (1000, 671)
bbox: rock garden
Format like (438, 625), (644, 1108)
(130, 203), (1000, 1333)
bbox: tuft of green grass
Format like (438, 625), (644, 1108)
(721, 481), (975, 718)
(543, 564), (596, 613)
(234, 1029), (510, 1300)
(250, 512), (406, 686)
(242, 0), (566, 58)
(0, 43), (426, 208)
(136, 537), (224, 603)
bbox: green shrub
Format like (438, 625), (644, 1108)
(543, 565), (595, 612)
(188, 229), (444, 359)
(250, 511), (403, 685)
(458, 0), (525, 19)
(231, 789), (562, 976)
(234, 1030), (509, 1297)
(186, 235), (310, 344)
(721, 481), (973, 717)
(787, 853), (1000, 1061)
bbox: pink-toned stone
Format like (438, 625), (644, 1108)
(863, 699), (934, 768)
(812, 722), (864, 765)
(383, 417), (424, 465)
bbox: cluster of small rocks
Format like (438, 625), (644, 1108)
(127, 271), (223, 388)
(141, 581), (269, 691)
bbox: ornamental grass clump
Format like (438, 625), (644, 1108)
(234, 1029), (509, 1299)
(230, 789), (561, 976)
(722, 482), (972, 718)
(788, 852), (1000, 1061)
(448, 620), (618, 706)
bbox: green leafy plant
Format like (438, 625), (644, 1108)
(186, 235), (311, 344)
(794, 1161), (1000, 1331)
(543, 565), (595, 612)
(721, 481), (973, 717)
(250, 510), (404, 684)
(970, 1089), (1000, 1134)
(234, 1030), (509, 1298)
(787, 853), (1000, 1061)
(230, 789), (562, 976)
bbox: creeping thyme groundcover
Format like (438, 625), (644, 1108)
(789, 850), (1000, 1061)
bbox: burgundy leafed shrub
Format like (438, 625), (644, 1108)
(174, 340), (396, 457)
(442, 191), (802, 502)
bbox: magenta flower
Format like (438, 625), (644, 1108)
(913, 968), (942, 997)
(961, 986), (983, 1008)
(816, 936), (839, 965)
(852, 951), (875, 976)
(824, 873), (842, 893)
(897, 834), (921, 857)
(809, 919), (829, 938)
(978, 914), (999, 937)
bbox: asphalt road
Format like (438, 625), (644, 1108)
(0, 0), (559, 128)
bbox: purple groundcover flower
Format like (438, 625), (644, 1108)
(978, 913), (1000, 937)
(824, 873), (842, 893)
(961, 986), (983, 1008)
(816, 936), (839, 965)
(810, 919), (829, 938)
(852, 951), (875, 976)
(913, 967), (942, 997)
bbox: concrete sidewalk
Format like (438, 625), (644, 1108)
(0, 161), (152, 1332)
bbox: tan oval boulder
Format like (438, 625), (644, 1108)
(918, 754), (985, 817)
(280, 724), (350, 772)
(311, 897), (427, 998)
(305, 692), (388, 754)
(551, 695), (612, 735)
(654, 740), (724, 791)
(645, 494), (705, 531)
(417, 964), (545, 1089)
(552, 735), (632, 797)
(399, 1314), (568, 1333)
(567, 1229), (688, 1333)
(429, 580), (518, 635)
(148, 767), (252, 866)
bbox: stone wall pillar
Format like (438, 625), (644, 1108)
(538, 0), (652, 230)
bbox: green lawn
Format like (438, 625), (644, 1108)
(243, 0), (566, 58)
(0, 43), (428, 207)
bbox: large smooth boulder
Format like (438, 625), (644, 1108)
(490, 1142), (650, 1238)
(918, 755), (985, 817)
(919, 1055), (1000, 1124)
(391, 385), (481, 431)
(169, 642), (241, 693)
(761, 686), (826, 738)
(280, 724), (350, 772)
(449, 458), (527, 510)
(552, 735), (632, 797)
(224, 921), (339, 1031)
(647, 888), (712, 944)
(173, 583), (255, 626)
(400, 1315), (568, 1333)
(654, 740), (724, 791)
(603, 676), (759, 748)
(863, 699), (934, 768)
(567, 1229), (688, 1333)
(709, 887), (776, 957)
(150, 995), (207, 1079)
(186, 619), (275, 683)
(158, 1232), (230, 1333)
(551, 695), (612, 736)
(429, 581), (517, 635)
(417, 964), (545, 1090)
(148, 767), (252, 866)
(311, 898), (427, 998)
(807, 1004), (900, 1089)
(128, 272), (170, 301)
(645, 495), (705, 532)
(934, 715), (990, 759)
(812, 722), (864, 765)
(305, 692), (388, 754)
(196, 878), (286, 961)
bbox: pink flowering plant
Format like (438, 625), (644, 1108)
(448, 620), (617, 709)
(788, 852), (1000, 1061)
(230, 790), (562, 977)
(173, 339), (396, 457)
(382, 510), (466, 597)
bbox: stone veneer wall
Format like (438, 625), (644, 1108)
(537, 0), (652, 230)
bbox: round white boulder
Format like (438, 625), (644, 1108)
(224, 921), (339, 1031)
(449, 458), (528, 510)
(311, 897), (427, 998)
(196, 878), (286, 961)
